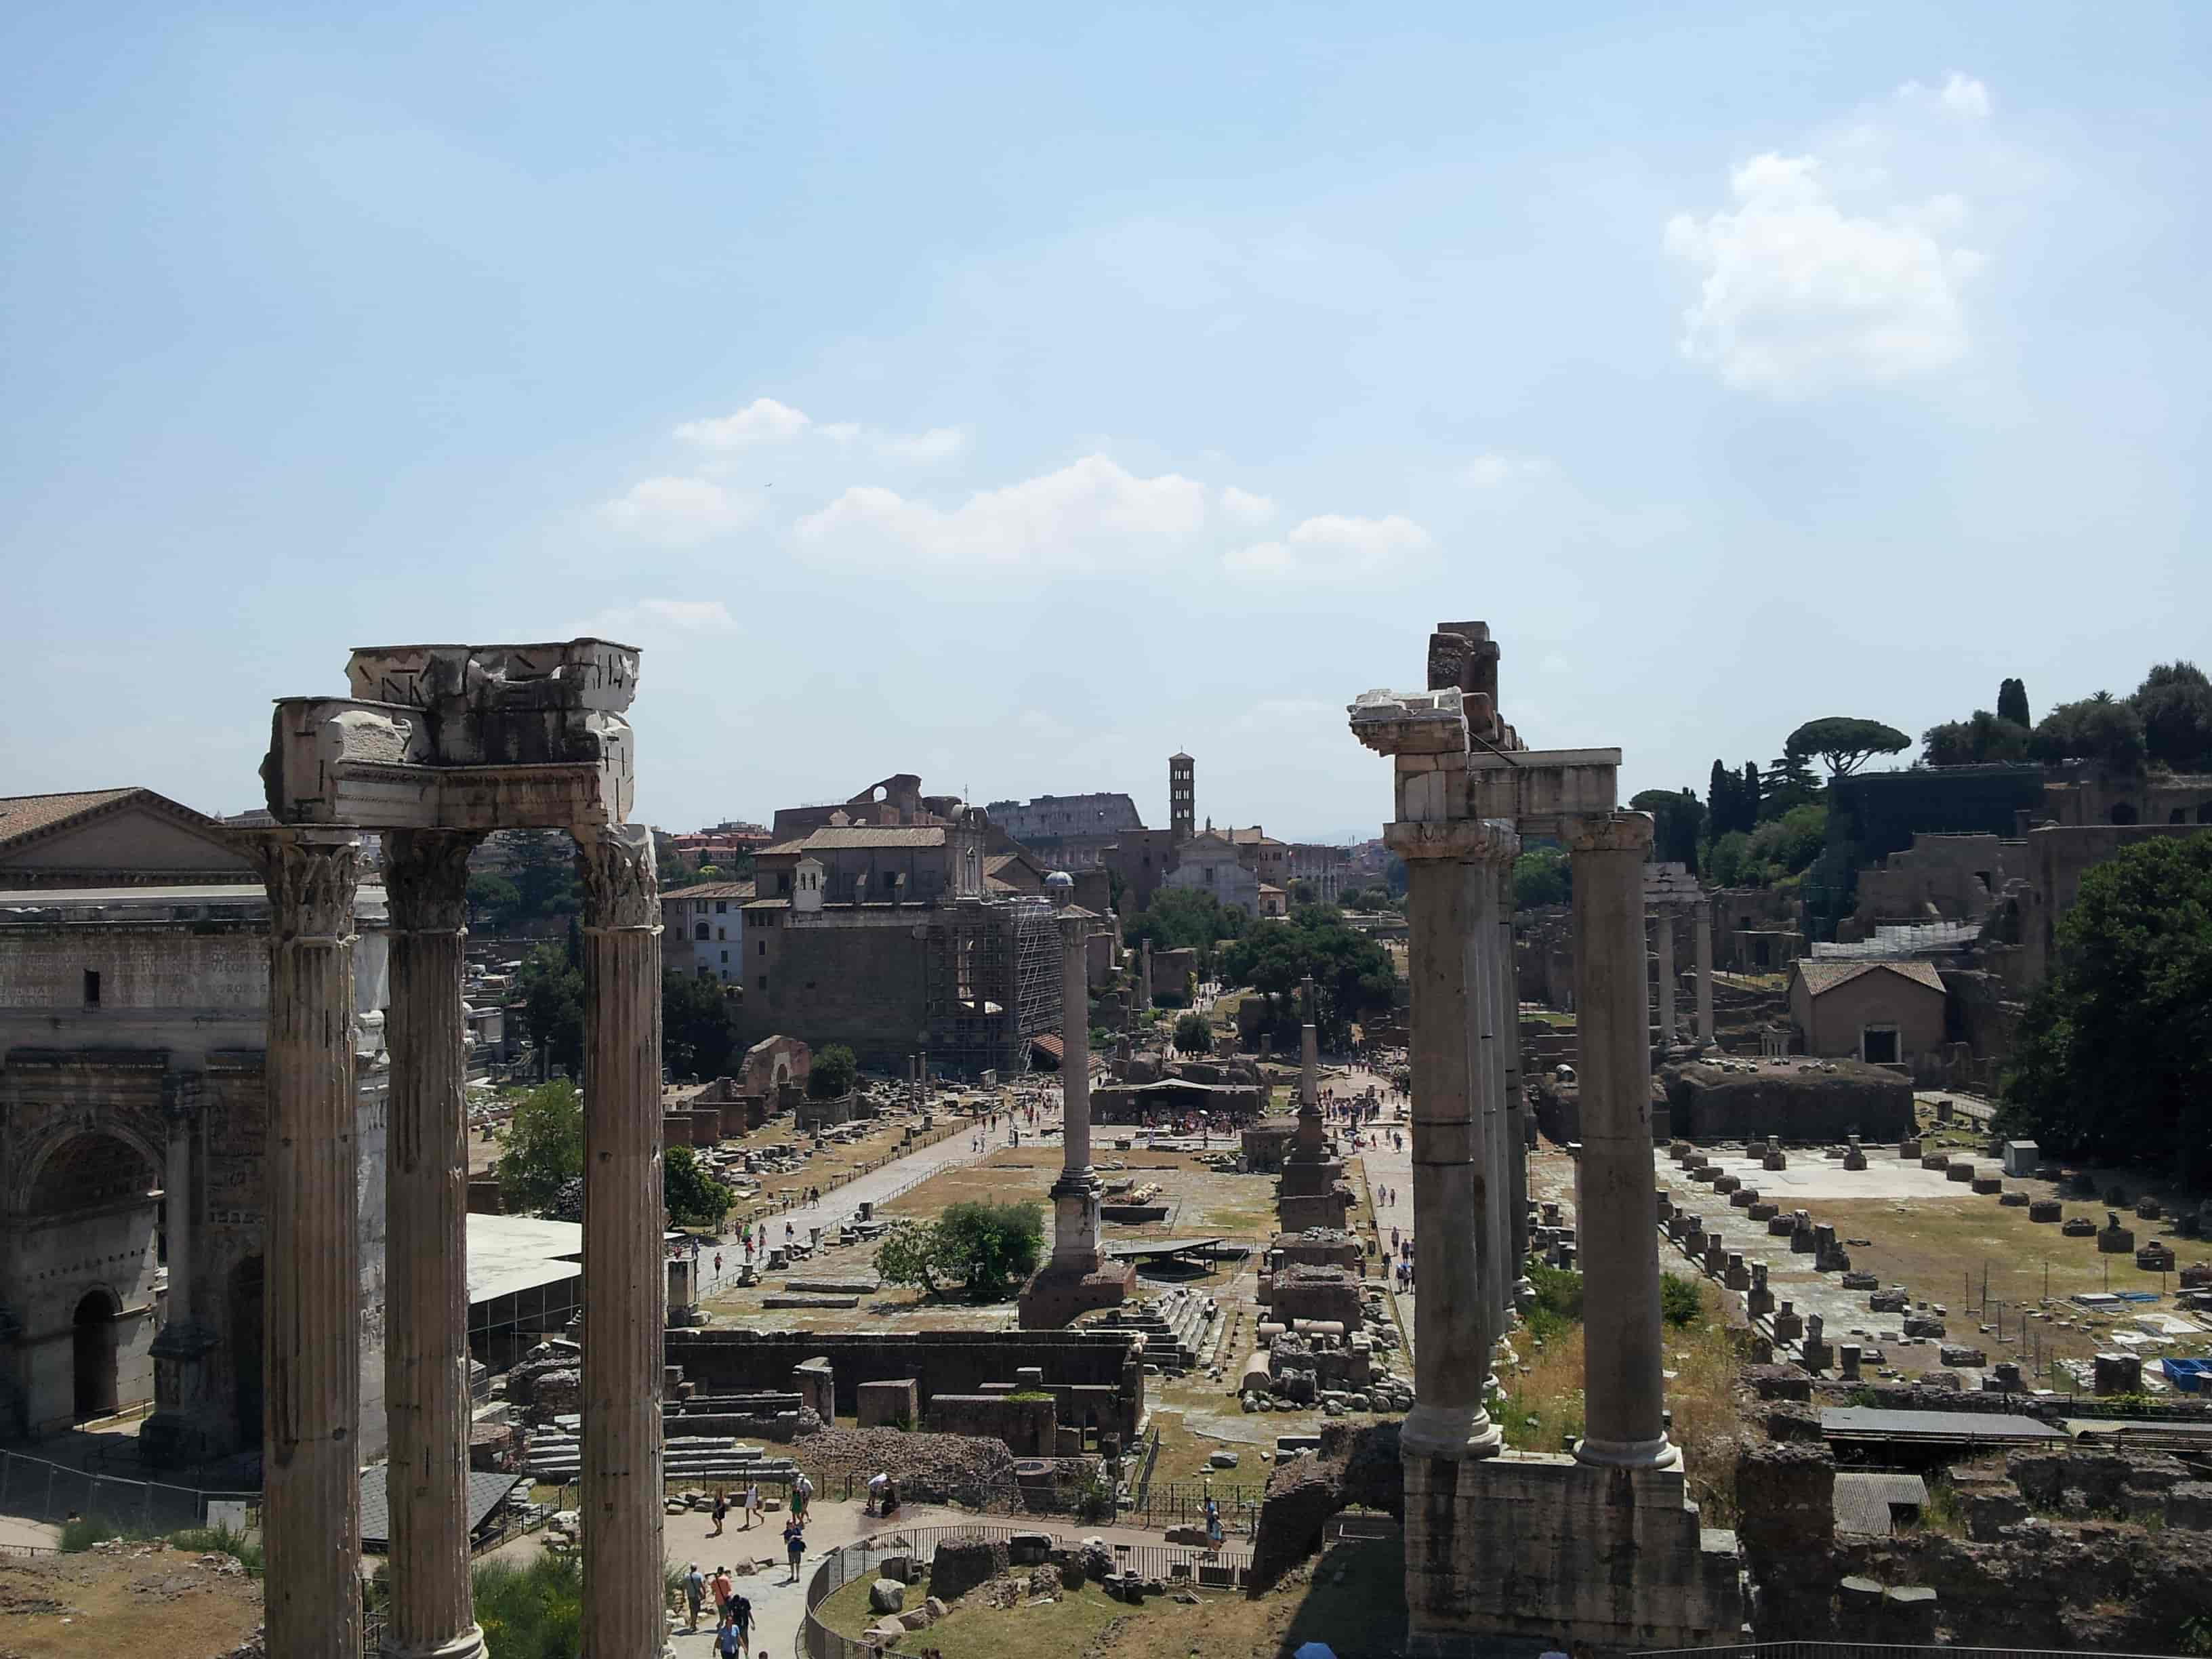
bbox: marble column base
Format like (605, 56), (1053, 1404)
(1400, 1402), (1502, 1460)
(380, 1625), (487, 1659)
(1573, 1432), (1683, 1471)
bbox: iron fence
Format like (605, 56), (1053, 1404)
(799, 1521), (1250, 1659)
(0, 1447), (255, 1535)
(1131, 1479), (1261, 1538)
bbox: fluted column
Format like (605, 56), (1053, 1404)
(1498, 863), (1532, 1305)
(1390, 820), (1513, 1460)
(382, 830), (487, 1659)
(575, 823), (665, 1659)
(1654, 907), (1677, 1044)
(1465, 846), (1508, 1328)
(1050, 910), (1102, 1269)
(1568, 813), (1678, 1471)
(248, 829), (365, 1659)
(1693, 898), (1715, 1047)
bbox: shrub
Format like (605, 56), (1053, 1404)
(1659, 1273), (1704, 1327)
(807, 1044), (859, 1101)
(474, 1551), (585, 1659)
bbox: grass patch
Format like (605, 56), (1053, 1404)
(473, 1551), (585, 1659)
(58, 1516), (149, 1552)
(167, 1521), (263, 1575)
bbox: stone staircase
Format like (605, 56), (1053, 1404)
(1084, 1289), (1220, 1374)
(524, 1426), (800, 1486)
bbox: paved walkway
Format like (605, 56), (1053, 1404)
(1336, 1066), (1416, 1358)
(689, 1094), (1069, 1301)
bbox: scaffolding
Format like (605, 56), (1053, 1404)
(924, 896), (1062, 1079)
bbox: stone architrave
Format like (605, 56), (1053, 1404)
(1568, 813), (1679, 1471)
(382, 829), (488, 1659)
(575, 823), (666, 1659)
(245, 829), (366, 1659)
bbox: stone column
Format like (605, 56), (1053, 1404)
(1391, 821), (1509, 1460)
(382, 830), (487, 1659)
(1298, 975), (1319, 1111)
(1654, 907), (1677, 1044)
(1466, 846), (1508, 1326)
(1568, 814), (1678, 1470)
(147, 1071), (219, 1465)
(1693, 899), (1715, 1048)
(1498, 863), (1532, 1305)
(163, 1098), (195, 1330)
(574, 824), (665, 1659)
(1049, 911), (1102, 1269)
(1140, 939), (1153, 1010)
(248, 829), (365, 1659)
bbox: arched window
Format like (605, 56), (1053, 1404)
(29, 1134), (156, 1214)
(695, 922), (710, 941)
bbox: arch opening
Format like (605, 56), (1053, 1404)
(73, 1290), (121, 1421)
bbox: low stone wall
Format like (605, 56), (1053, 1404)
(1663, 1059), (1914, 1143)
(923, 1393), (1057, 1456)
(857, 1378), (918, 1429)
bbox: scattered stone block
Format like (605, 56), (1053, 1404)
(1944, 1162), (1975, 1183)
(1903, 1315), (1946, 1339)
(1921, 1153), (1950, 1171)
(1999, 1190), (2029, 1207)
(2138, 1242), (2177, 1271)
(1940, 1345), (1987, 1368)
(2098, 1223), (2137, 1254)
(870, 1579), (907, 1615)
(1971, 1174), (2002, 1194)
(2062, 1216), (2096, 1237)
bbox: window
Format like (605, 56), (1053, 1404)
(720, 949), (729, 964)
(757, 974), (768, 991)
(695, 922), (710, 941)
(716, 927), (726, 941)
(715, 901), (727, 914)
(83, 970), (100, 1007)
(777, 874), (792, 896)
(1862, 1026), (1900, 1065)
(758, 940), (766, 957)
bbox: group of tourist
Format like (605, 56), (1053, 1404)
(680, 1561), (759, 1656)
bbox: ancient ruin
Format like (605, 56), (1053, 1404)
(245, 639), (662, 1659)
(1348, 621), (1742, 1654)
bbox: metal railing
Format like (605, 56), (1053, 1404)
(799, 1521), (1250, 1659)
(0, 1447), (255, 1534)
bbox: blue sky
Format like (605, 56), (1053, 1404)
(5, 3), (2207, 842)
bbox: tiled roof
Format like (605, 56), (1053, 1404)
(662, 880), (755, 902)
(0, 788), (143, 850)
(1792, 959), (1948, 998)
(800, 826), (948, 849)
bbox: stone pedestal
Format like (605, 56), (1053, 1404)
(249, 830), (366, 1659)
(575, 825), (665, 1659)
(1569, 815), (1677, 1472)
(382, 830), (487, 1659)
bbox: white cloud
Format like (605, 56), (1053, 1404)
(1220, 485), (1277, 525)
(817, 422), (862, 443)
(1664, 79), (1993, 396)
(1225, 512), (1432, 575)
(1897, 71), (1991, 120)
(597, 476), (760, 544)
(795, 453), (1208, 569)
(878, 426), (968, 462)
(674, 397), (814, 447)
(1461, 452), (1546, 489)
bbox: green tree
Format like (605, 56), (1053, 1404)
(1760, 752), (1820, 820)
(502, 828), (581, 920)
(874, 1219), (947, 1295)
(1999, 833), (2212, 1185)
(1217, 903), (1398, 1048)
(1631, 787), (1705, 872)
(496, 1080), (583, 1216)
(806, 1042), (858, 1101)
(2032, 694), (2146, 771)
(1784, 716), (1912, 779)
(1512, 847), (1570, 909)
(2131, 662), (2212, 772)
(1741, 761), (1763, 825)
(1172, 1010), (1213, 1055)
(935, 1200), (1044, 1299)
(1703, 830), (1753, 889)
(663, 1145), (729, 1228)
(518, 944), (583, 1080)
(466, 872), (520, 930)
(1922, 709), (2031, 767)
(474, 1552), (586, 1659)
(1998, 676), (2031, 729)
(662, 970), (741, 1079)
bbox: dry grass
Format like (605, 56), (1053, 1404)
(0, 1544), (263, 1657)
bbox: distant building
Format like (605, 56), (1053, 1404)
(1169, 753), (1195, 842)
(983, 792), (1143, 869)
(661, 879), (755, 983)
(734, 812), (1061, 1077)
(1162, 830), (1260, 918)
(1787, 960), (1946, 1066)
(769, 774), (966, 840)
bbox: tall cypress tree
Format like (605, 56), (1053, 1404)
(1740, 761), (1762, 831)
(1998, 678), (2030, 729)
(1708, 760), (1734, 836)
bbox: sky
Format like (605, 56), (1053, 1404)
(5, 3), (2208, 843)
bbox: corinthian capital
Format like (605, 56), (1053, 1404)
(575, 823), (660, 930)
(383, 828), (485, 933)
(1383, 818), (1520, 864)
(241, 828), (362, 942)
(1563, 812), (1654, 856)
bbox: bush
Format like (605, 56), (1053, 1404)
(1172, 1011), (1212, 1055)
(664, 1145), (729, 1229)
(1523, 1264), (1583, 1341)
(1660, 1273), (1705, 1327)
(807, 1043), (858, 1101)
(474, 1552), (584, 1659)
(937, 1200), (1044, 1299)
(169, 1521), (262, 1575)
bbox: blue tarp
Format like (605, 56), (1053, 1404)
(2161, 1358), (2212, 1393)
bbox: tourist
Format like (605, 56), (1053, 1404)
(792, 1470), (813, 1519)
(712, 1565), (734, 1622)
(726, 1589), (753, 1655)
(684, 1563), (706, 1631)
(783, 1515), (807, 1581)
(711, 1488), (728, 1536)
(742, 1478), (761, 1530)
(714, 1250), (724, 1277)
(1204, 1496), (1223, 1547)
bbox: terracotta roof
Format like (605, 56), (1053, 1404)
(1792, 959), (1947, 998)
(799, 826), (949, 850)
(1229, 827), (1282, 846)
(661, 880), (755, 902)
(0, 788), (144, 849)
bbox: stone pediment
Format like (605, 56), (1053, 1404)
(0, 790), (253, 886)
